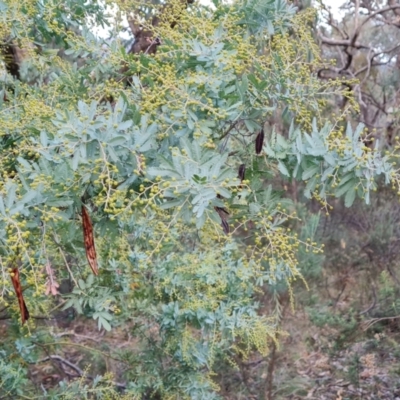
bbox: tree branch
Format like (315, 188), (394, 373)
(36, 355), (127, 389)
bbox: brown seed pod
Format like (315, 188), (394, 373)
(215, 206), (230, 234)
(220, 219), (230, 235)
(10, 268), (30, 324)
(238, 164), (246, 182)
(255, 128), (264, 155)
(82, 205), (99, 275)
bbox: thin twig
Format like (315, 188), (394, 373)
(362, 315), (400, 331)
(359, 283), (377, 316)
(53, 330), (101, 343)
(36, 355), (127, 389)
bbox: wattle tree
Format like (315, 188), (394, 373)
(0, 0), (398, 397)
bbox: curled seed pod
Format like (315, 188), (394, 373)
(238, 164), (246, 182)
(10, 268), (29, 324)
(255, 128), (264, 155)
(221, 219), (229, 235)
(214, 206), (230, 234)
(82, 205), (99, 276)
(214, 206), (229, 217)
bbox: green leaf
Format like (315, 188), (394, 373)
(98, 316), (112, 331)
(302, 164), (319, 180)
(117, 120), (132, 131)
(0, 196), (5, 216)
(6, 183), (16, 208)
(78, 279), (86, 289)
(217, 187), (232, 199)
(249, 202), (261, 214)
(196, 212), (206, 229)
(71, 151), (80, 170)
(40, 131), (48, 147)
(17, 157), (32, 171)
(304, 176), (318, 198)
(278, 161), (290, 177)
(46, 199), (74, 207)
(159, 199), (185, 209)
(335, 178), (356, 198)
(19, 190), (37, 205)
(192, 188), (216, 205)
(108, 136), (127, 146)
(344, 186), (356, 207)
(324, 153), (336, 167)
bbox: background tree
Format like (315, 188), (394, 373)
(318, 0), (400, 147)
(242, 1), (400, 398)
